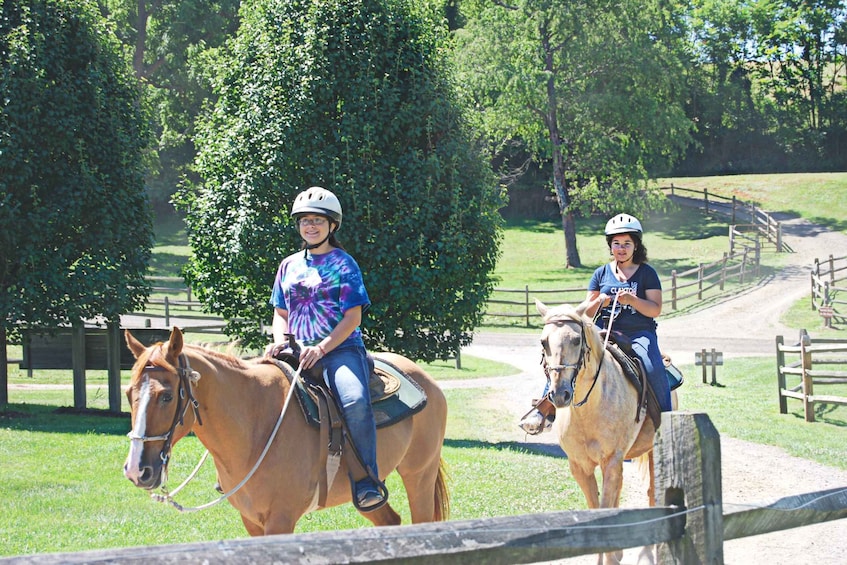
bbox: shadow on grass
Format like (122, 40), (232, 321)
(0, 403), (128, 435)
(444, 437), (566, 459)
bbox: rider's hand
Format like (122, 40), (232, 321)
(299, 345), (325, 369)
(265, 341), (288, 358)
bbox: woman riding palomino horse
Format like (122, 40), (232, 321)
(266, 186), (386, 512)
(122, 327), (450, 534)
(520, 213), (673, 434)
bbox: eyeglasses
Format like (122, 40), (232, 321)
(297, 217), (328, 227)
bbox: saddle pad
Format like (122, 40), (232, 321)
(294, 356), (428, 429)
(607, 344), (662, 429)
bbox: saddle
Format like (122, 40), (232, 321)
(267, 350), (427, 509)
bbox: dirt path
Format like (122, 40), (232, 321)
(448, 216), (847, 564)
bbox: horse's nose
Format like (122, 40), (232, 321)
(124, 462), (160, 490)
(551, 386), (573, 409)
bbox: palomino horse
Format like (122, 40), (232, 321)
(122, 327), (449, 535)
(537, 300), (676, 563)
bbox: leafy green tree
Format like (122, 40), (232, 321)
(98, 0), (241, 206)
(1, 0), (153, 340)
(751, 0), (847, 167)
(453, 0), (692, 267)
(176, 0), (503, 360)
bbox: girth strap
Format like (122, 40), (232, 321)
(311, 384), (344, 508)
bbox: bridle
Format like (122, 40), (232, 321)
(541, 317), (604, 407)
(127, 352), (202, 468)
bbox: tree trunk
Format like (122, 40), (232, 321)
(541, 21), (581, 269)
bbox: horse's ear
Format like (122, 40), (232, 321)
(535, 299), (548, 318)
(574, 302), (588, 317)
(125, 330), (147, 359)
(168, 327), (184, 357)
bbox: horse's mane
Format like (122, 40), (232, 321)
(183, 342), (252, 370)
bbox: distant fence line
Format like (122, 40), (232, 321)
(662, 184), (784, 252)
(810, 254), (847, 326)
(776, 329), (847, 422)
(141, 243), (762, 330)
(487, 245), (760, 326)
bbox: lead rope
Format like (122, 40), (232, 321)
(602, 292), (621, 351)
(151, 366), (302, 513)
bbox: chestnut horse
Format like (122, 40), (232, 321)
(537, 301), (677, 564)
(122, 327), (449, 535)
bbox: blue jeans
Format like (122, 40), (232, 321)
(319, 343), (379, 480)
(630, 330), (673, 412)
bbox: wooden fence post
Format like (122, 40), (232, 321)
(655, 412), (723, 565)
(72, 321), (86, 409)
(775, 335), (787, 414)
(828, 255), (835, 284)
(800, 330), (814, 422)
(671, 271), (678, 310)
(107, 320), (122, 413)
(0, 326), (7, 406)
(525, 285), (530, 327)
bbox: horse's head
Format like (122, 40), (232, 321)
(123, 327), (201, 490)
(536, 300), (594, 409)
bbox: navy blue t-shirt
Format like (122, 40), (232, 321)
(589, 262), (661, 333)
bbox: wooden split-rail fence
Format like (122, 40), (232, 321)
(776, 329), (847, 422)
(4, 412), (845, 565)
(810, 253), (847, 328)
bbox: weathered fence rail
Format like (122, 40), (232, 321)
(662, 184), (784, 251)
(810, 254), (847, 327)
(4, 412), (845, 564)
(776, 329), (847, 422)
(487, 246), (760, 325)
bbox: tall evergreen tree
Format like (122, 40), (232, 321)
(1, 0), (153, 339)
(177, 0), (503, 360)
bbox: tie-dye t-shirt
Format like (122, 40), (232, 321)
(269, 249), (370, 347)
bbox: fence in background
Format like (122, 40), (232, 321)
(776, 329), (847, 422)
(810, 254), (847, 327)
(662, 185), (784, 251)
(487, 245), (760, 326)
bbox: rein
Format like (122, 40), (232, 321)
(137, 352), (302, 513)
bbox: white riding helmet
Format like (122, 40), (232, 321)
(291, 186), (342, 229)
(605, 213), (642, 235)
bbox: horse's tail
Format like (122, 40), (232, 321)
(433, 457), (451, 521)
(633, 450), (656, 506)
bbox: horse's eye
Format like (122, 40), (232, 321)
(160, 392), (173, 403)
